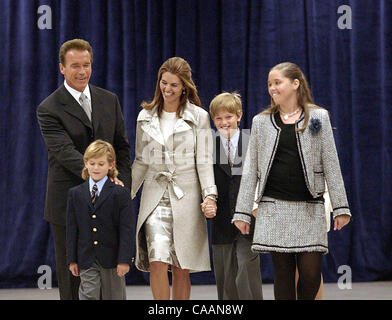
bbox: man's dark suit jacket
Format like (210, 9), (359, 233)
(37, 84), (131, 226)
(66, 179), (135, 270)
(211, 130), (256, 245)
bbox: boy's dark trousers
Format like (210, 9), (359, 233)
(212, 236), (263, 300)
(211, 131), (263, 300)
(79, 261), (126, 300)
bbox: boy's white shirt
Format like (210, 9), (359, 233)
(219, 129), (240, 163)
(218, 129), (258, 212)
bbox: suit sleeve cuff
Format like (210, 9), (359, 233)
(332, 207), (351, 219)
(202, 185), (218, 199)
(231, 213), (252, 225)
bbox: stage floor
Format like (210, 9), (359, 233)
(0, 282), (391, 300)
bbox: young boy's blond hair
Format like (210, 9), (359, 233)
(209, 92), (242, 119)
(82, 140), (118, 180)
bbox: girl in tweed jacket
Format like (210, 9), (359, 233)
(232, 62), (351, 300)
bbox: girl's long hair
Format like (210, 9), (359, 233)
(262, 62), (321, 132)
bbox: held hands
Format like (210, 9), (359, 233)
(333, 214), (351, 231)
(117, 263), (130, 277)
(200, 196), (217, 218)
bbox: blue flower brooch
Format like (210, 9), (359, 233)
(308, 118), (322, 134)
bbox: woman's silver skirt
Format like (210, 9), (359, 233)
(144, 189), (181, 268)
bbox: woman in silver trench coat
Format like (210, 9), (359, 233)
(232, 62), (351, 300)
(131, 57), (217, 300)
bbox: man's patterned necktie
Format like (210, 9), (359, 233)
(79, 93), (92, 121)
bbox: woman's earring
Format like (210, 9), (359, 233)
(182, 89), (186, 95)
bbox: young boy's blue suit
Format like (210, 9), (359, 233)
(211, 130), (263, 300)
(66, 179), (135, 271)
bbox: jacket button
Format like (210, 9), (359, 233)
(93, 241), (98, 245)
(93, 228), (97, 232)
(92, 215), (96, 219)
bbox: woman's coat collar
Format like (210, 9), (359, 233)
(137, 101), (199, 146)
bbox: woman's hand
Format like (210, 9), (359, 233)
(234, 220), (250, 235)
(333, 214), (351, 231)
(201, 196), (217, 218)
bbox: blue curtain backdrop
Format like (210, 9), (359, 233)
(1, 0), (391, 288)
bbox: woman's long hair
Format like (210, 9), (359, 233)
(141, 57), (202, 118)
(262, 62), (321, 132)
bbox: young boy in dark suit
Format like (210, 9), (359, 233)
(202, 92), (263, 300)
(66, 140), (135, 300)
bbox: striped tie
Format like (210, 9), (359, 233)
(227, 138), (233, 167)
(91, 184), (98, 205)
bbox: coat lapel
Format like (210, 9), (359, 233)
(295, 112), (312, 179)
(173, 117), (192, 135)
(93, 179), (115, 211)
(83, 181), (94, 210)
(216, 135), (232, 177)
(90, 85), (102, 136)
(231, 131), (247, 174)
(138, 102), (199, 149)
(59, 85), (93, 130)
(140, 108), (166, 146)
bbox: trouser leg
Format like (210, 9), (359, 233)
(212, 244), (239, 300)
(79, 262), (101, 300)
(235, 236), (263, 300)
(100, 264), (127, 300)
(51, 223), (80, 300)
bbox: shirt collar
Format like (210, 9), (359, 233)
(219, 129), (240, 147)
(64, 80), (91, 104)
(137, 101), (199, 126)
(89, 176), (108, 196)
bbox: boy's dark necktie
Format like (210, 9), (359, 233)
(227, 138), (233, 167)
(91, 184), (98, 205)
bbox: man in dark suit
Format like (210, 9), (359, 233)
(37, 39), (131, 300)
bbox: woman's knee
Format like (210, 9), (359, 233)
(150, 261), (169, 273)
(171, 266), (190, 279)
